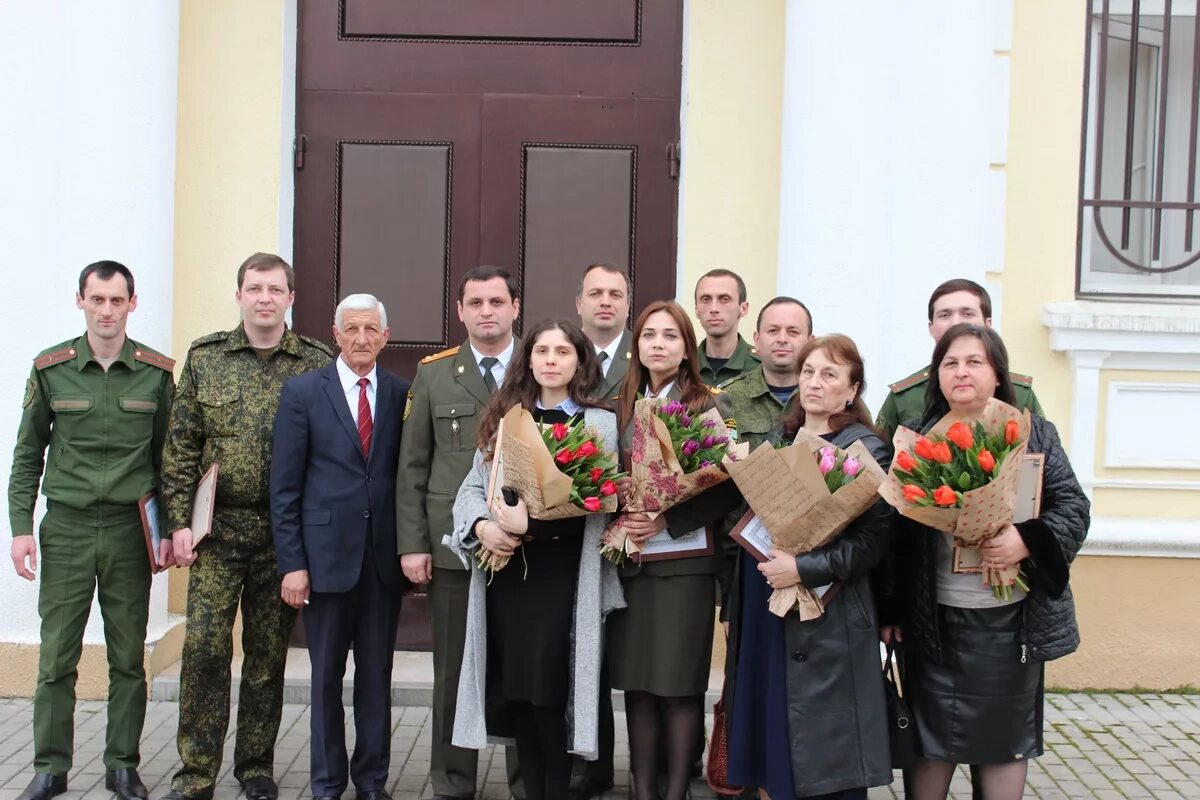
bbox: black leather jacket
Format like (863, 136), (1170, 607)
(881, 414), (1091, 663)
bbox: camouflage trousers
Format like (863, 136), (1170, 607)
(171, 513), (296, 797)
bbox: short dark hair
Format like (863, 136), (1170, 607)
(927, 279), (991, 322)
(924, 323), (1016, 419)
(237, 252), (295, 292)
(79, 260), (135, 298)
(576, 262), (631, 298)
(695, 268), (747, 304)
(755, 296), (813, 335)
(458, 265), (518, 302)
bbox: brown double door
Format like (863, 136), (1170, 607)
(291, 1), (683, 648)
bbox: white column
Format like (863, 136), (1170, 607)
(0, 3), (182, 645)
(1066, 350), (1109, 499)
(774, 1), (1012, 411)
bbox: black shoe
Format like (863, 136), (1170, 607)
(106, 768), (148, 800)
(160, 790), (211, 800)
(355, 793), (391, 800)
(239, 778), (279, 800)
(16, 774), (67, 800)
(568, 777), (614, 800)
(313, 796), (340, 800)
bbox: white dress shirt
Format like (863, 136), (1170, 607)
(336, 355), (377, 425)
(470, 338), (516, 387)
(594, 334), (623, 378)
(644, 380), (675, 399)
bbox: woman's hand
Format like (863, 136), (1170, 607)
(978, 523), (1030, 571)
(491, 496), (529, 536)
(478, 520), (524, 556)
(623, 511), (666, 544)
(614, 475), (632, 506)
(758, 549), (801, 589)
(880, 626), (903, 645)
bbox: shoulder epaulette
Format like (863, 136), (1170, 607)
(296, 333), (334, 356)
(1009, 371), (1033, 387)
(133, 348), (175, 371)
(189, 330), (229, 350)
(718, 373), (748, 390)
(420, 346), (459, 365)
(706, 384), (723, 396)
(33, 346), (77, 371)
(889, 369), (929, 394)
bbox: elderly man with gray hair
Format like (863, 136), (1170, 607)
(271, 293), (411, 800)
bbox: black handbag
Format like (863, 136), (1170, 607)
(883, 642), (917, 769)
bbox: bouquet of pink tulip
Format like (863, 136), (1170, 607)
(817, 445), (863, 492)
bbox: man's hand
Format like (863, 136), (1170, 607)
(491, 497), (529, 536)
(281, 569), (310, 608)
(758, 549), (801, 589)
(11, 535), (37, 581)
(623, 512), (666, 544)
(157, 539), (176, 570)
(979, 524), (1030, 571)
(172, 528), (197, 567)
(400, 553), (432, 585)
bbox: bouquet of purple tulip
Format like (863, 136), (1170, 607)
(656, 399), (731, 472)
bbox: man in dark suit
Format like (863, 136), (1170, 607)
(270, 294), (411, 800)
(568, 262), (631, 799)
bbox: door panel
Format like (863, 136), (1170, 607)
(343, 0), (639, 43)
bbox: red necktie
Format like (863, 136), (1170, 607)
(357, 377), (372, 457)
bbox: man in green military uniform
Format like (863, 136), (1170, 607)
(720, 296), (814, 450)
(875, 279), (1043, 444)
(694, 269), (760, 386)
(159, 254), (332, 800)
(397, 266), (524, 800)
(8, 261), (175, 800)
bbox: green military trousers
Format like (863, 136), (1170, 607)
(34, 503), (151, 775)
(171, 512), (296, 798)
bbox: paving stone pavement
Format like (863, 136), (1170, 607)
(0, 693), (1196, 799)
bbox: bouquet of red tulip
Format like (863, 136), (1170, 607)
(878, 397), (1033, 600)
(478, 405), (622, 574)
(600, 398), (732, 564)
(723, 431), (885, 619)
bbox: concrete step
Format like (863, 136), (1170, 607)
(151, 647), (724, 708)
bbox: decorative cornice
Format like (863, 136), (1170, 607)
(1043, 301), (1200, 336)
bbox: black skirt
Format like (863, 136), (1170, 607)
(908, 603), (1043, 765)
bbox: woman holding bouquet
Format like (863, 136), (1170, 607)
(607, 299), (738, 800)
(723, 335), (894, 800)
(446, 319), (626, 800)
(883, 324), (1090, 800)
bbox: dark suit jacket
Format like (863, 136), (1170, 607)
(271, 360), (411, 593)
(595, 329), (634, 402)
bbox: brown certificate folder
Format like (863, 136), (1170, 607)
(138, 491), (166, 574)
(190, 463), (220, 547)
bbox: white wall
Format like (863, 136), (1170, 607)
(0, 3), (181, 644)
(776, 0), (1013, 413)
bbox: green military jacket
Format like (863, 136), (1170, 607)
(874, 365), (1044, 445)
(595, 329), (633, 402)
(397, 340), (520, 571)
(160, 324), (332, 534)
(697, 334), (760, 387)
(719, 366), (795, 452)
(8, 334), (175, 534)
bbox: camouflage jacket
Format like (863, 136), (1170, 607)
(719, 367), (794, 452)
(160, 324), (332, 534)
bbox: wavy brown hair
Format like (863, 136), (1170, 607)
(782, 334), (876, 439)
(476, 319), (605, 455)
(616, 300), (710, 432)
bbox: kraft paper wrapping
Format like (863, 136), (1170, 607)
(481, 406), (617, 572)
(877, 397), (1033, 590)
(600, 398), (731, 560)
(723, 429), (885, 619)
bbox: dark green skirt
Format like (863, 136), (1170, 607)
(606, 573), (716, 696)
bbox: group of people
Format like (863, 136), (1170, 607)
(8, 255), (1089, 800)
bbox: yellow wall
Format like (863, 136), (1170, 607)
(678, 0), (786, 337)
(1001, 0), (1085, 431)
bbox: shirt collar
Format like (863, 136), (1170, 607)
(224, 324), (303, 356)
(74, 334), (137, 371)
(336, 354), (377, 392)
(643, 380), (675, 399)
(536, 396), (584, 415)
(594, 332), (624, 363)
(469, 337), (515, 369)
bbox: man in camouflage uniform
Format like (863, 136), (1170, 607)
(875, 278), (1043, 443)
(160, 254), (332, 800)
(720, 297), (813, 450)
(694, 269), (760, 386)
(397, 266), (524, 800)
(8, 261), (174, 800)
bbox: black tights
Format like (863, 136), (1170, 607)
(509, 702), (571, 800)
(625, 691), (702, 800)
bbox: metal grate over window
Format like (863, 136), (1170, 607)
(1078, 0), (1200, 298)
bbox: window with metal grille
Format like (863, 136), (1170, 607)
(1078, 0), (1200, 298)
